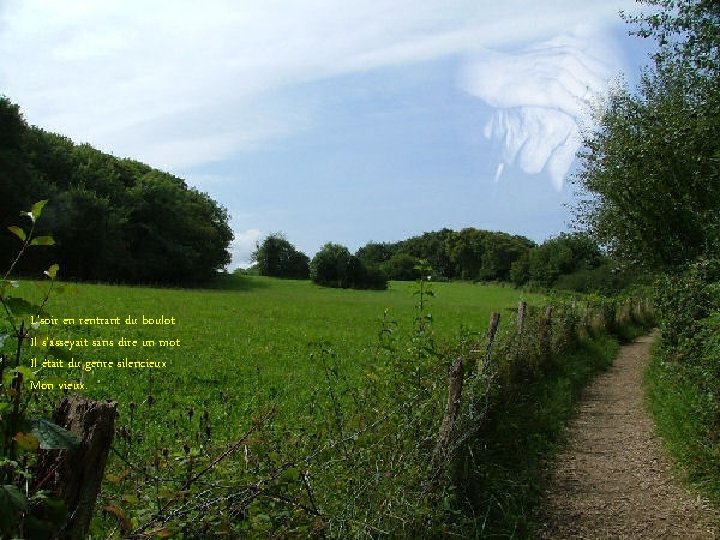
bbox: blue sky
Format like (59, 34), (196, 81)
(0, 1), (655, 268)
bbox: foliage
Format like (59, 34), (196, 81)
(576, 0), (720, 271)
(0, 97), (233, 284)
(623, 0), (720, 76)
(355, 228), (535, 283)
(0, 201), (82, 537)
(310, 243), (387, 290)
(381, 252), (420, 281)
(552, 261), (636, 295)
(252, 233), (310, 279)
(647, 258), (720, 505)
(25, 265), (653, 537)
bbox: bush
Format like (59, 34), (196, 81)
(553, 262), (635, 295)
(381, 252), (420, 281)
(311, 243), (387, 290)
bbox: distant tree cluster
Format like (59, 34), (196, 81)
(0, 97), (233, 284)
(252, 227), (613, 292)
(356, 228), (535, 282)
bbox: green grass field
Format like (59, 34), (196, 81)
(11, 275), (553, 536)
(20, 276), (545, 438)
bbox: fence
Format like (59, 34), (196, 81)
(110, 294), (654, 538)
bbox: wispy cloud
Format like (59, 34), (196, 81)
(461, 26), (624, 189)
(1, 0), (633, 174)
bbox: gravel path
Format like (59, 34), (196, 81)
(538, 333), (720, 539)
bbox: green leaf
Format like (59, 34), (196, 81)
(14, 365), (36, 381)
(31, 200), (48, 220)
(1, 484), (27, 511)
(280, 467), (300, 482)
(3, 297), (38, 318)
(44, 264), (60, 279)
(31, 236), (55, 246)
(7, 226), (26, 242)
(29, 417), (82, 450)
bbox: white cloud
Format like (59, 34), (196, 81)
(229, 228), (263, 269)
(462, 26), (624, 189)
(0, 0), (634, 172)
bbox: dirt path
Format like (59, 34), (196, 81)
(538, 333), (719, 539)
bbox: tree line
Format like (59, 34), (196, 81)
(0, 97), (233, 284)
(250, 228), (626, 292)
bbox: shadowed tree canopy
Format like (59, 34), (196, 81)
(0, 97), (233, 284)
(252, 234), (310, 279)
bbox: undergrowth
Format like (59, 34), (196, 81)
(453, 335), (620, 538)
(645, 343), (720, 505)
(645, 258), (720, 507)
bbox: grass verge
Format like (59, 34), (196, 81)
(645, 347), (720, 505)
(453, 334), (620, 538)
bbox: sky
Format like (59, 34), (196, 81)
(0, 1), (656, 268)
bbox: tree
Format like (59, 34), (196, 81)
(447, 228), (486, 280)
(311, 243), (386, 289)
(356, 242), (394, 267)
(0, 97), (234, 284)
(311, 243), (352, 288)
(576, 0), (720, 270)
(479, 232), (534, 281)
(252, 234), (310, 279)
(528, 238), (573, 286)
(382, 252), (420, 281)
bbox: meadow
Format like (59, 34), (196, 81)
(7, 273), (657, 538)
(10, 276), (550, 532)
(27, 275), (544, 422)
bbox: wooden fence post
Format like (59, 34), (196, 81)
(540, 305), (553, 364)
(517, 301), (527, 331)
(481, 312), (501, 374)
(426, 357), (464, 493)
(513, 301), (527, 376)
(37, 396), (118, 540)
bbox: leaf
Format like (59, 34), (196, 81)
(44, 264), (60, 279)
(3, 297), (38, 318)
(15, 431), (40, 452)
(1, 484), (27, 511)
(280, 467), (300, 482)
(31, 200), (49, 220)
(28, 417), (82, 450)
(8, 226), (26, 242)
(102, 503), (132, 532)
(31, 236), (55, 246)
(15, 365), (36, 381)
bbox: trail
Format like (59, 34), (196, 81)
(538, 333), (719, 539)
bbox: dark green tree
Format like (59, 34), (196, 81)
(0, 97), (234, 284)
(577, 0), (720, 270)
(479, 232), (534, 281)
(311, 243), (352, 288)
(382, 252), (421, 281)
(311, 243), (386, 289)
(356, 242), (394, 267)
(252, 234), (310, 279)
(446, 228), (486, 280)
